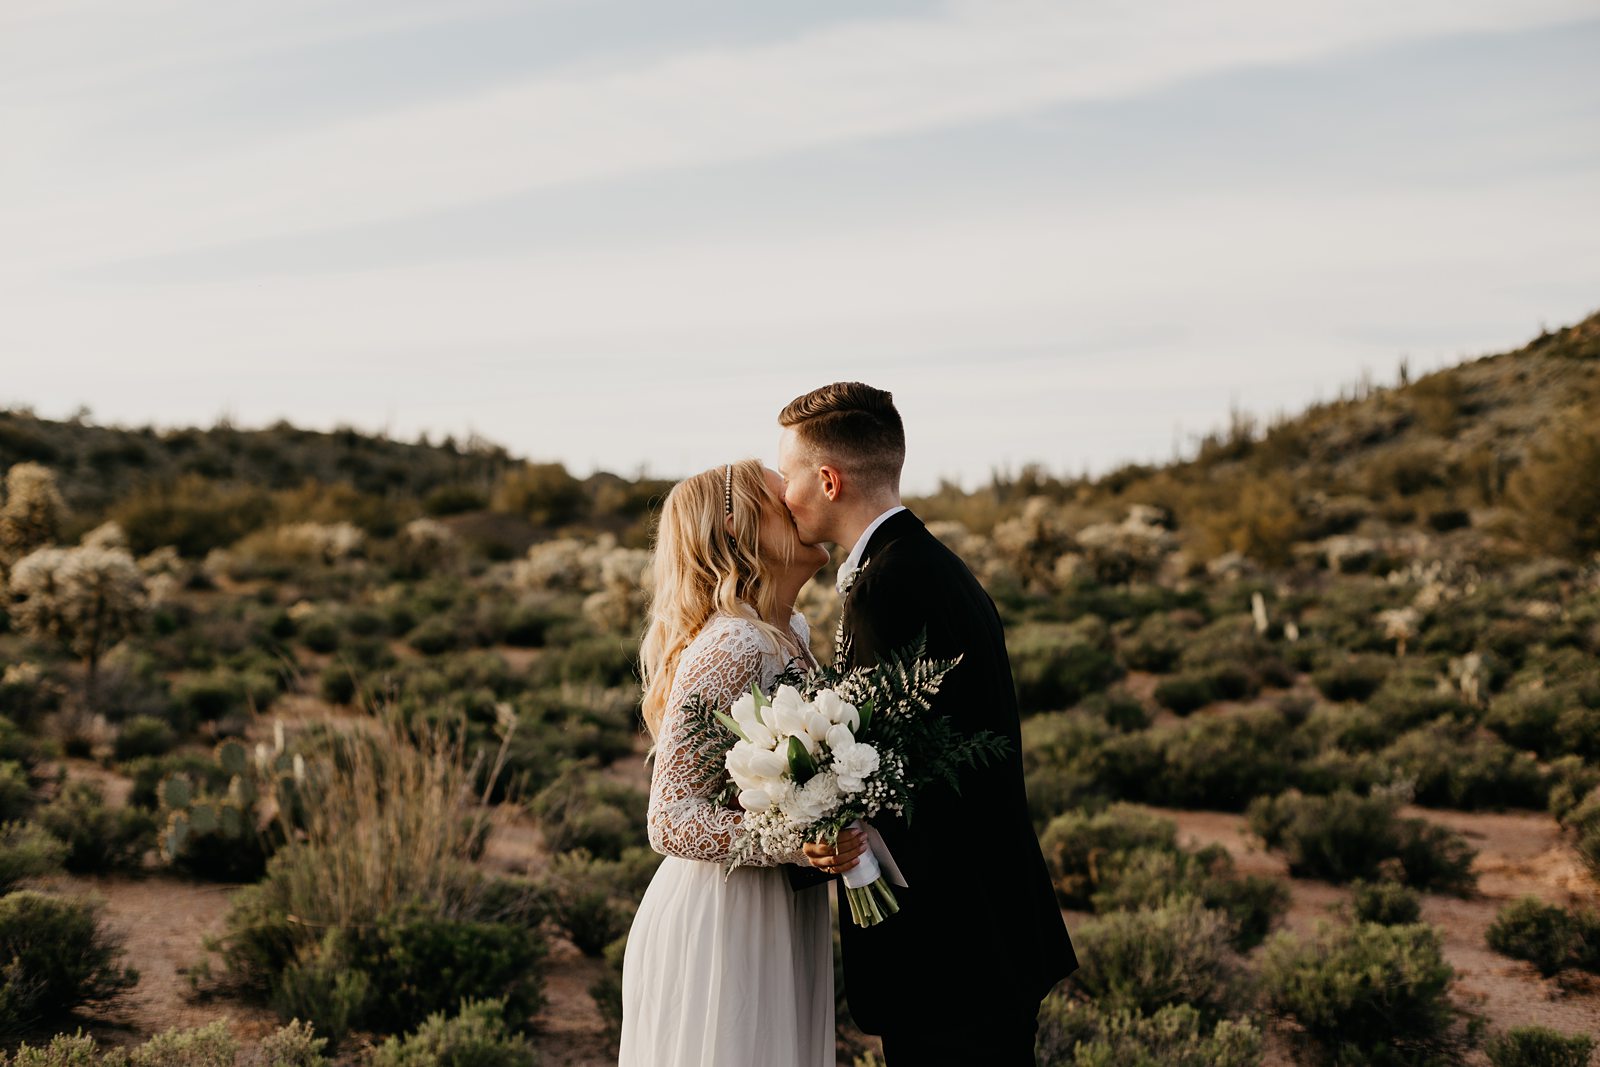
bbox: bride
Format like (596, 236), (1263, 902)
(619, 459), (840, 1067)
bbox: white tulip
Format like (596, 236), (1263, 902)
(739, 787), (775, 813)
(825, 723), (856, 754)
(813, 689), (860, 731)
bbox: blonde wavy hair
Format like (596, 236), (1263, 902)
(640, 458), (800, 737)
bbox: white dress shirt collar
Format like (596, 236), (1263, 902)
(836, 505), (907, 593)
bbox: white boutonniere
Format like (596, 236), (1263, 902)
(838, 556), (870, 597)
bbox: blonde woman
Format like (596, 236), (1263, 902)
(620, 459), (850, 1067)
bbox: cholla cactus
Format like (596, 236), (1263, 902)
(0, 462), (65, 572)
(9, 541), (147, 691)
(80, 520), (128, 551)
(582, 543), (652, 632)
(1377, 607), (1420, 656)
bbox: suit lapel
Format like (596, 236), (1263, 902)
(835, 509), (922, 664)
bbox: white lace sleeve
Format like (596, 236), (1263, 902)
(647, 618), (806, 866)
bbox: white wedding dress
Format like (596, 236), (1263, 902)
(619, 610), (833, 1067)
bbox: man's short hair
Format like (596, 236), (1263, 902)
(779, 382), (905, 489)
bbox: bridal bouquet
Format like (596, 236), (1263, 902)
(679, 635), (1008, 926)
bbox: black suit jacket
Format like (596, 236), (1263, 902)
(824, 509), (1077, 1035)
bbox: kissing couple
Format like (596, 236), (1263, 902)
(617, 382), (1077, 1066)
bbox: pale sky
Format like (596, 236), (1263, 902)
(4, 1), (1599, 492)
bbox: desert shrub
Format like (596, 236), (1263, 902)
(1312, 656), (1392, 703)
(36, 780), (155, 873)
(0, 762), (32, 823)
(1008, 621), (1124, 714)
(1034, 1000), (1263, 1067)
(541, 848), (659, 957)
(1038, 805), (1177, 908)
(1485, 897), (1586, 977)
(1564, 789), (1600, 882)
(213, 717), (541, 1040)
(1506, 403), (1600, 558)
(1130, 708), (1296, 810)
(407, 617), (460, 655)
(1119, 615), (1186, 673)
(590, 935), (627, 1053)
(367, 997), (539, 1067)
(172, 669), (268, 723)
(1153, 673), (1215, 715)
(1262, 920), (1462, 1066)
(113, 715), (177, 761)
(1021, 711), (1116, 822)
(492, 461), (585, 525)
(1350, 879), (1422, 926)
(291, 905), (548, 1038)
(1080, 689), (1150, 732)
(317, 663), (357, 706)
(1547, 758), (1600, 822)
(1375, 721), (1547, 810)
(529, 765), (647, 861)
(1484, 1026), (1596, 1067)
(1488, 686), (1600, 761)
(115, 1019), (237, 1066)
(0, 890), (139, 1031)
(110, 474), (275, 557)
(1247, 789), (1476, 894)
(297, 615), (341, 654)
(528, 637), (635, 688)
(1068, 897), (1241, 1023)
(0, 821), (66, 893)
(1090, 845), (1288, 950)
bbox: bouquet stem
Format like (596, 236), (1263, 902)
(839, 820), (899, 927)
(844, 877), (900, 927)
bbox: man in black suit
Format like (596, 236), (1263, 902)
(776, 382), (1076, 1066)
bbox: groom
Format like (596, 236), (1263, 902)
(776, 382), (1076, 1065)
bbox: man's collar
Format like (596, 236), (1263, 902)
(835, 505), (907, 593)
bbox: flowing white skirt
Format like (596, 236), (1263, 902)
(619, 856), (833, 1067)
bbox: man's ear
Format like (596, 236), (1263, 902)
(819, 465), (843, 503)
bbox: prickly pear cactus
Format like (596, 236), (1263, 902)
(156, 726), (293, 880)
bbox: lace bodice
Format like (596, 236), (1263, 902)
(648, 610), (816, 865)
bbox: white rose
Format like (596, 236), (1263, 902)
(813, 689), (860, 731)
(831, 742), (880, 793)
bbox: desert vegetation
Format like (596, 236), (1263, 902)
(0, 312), (1597, 1064)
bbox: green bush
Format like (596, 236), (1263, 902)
(1090, 845), (1288, 950)
(1019, 709), (1117, 821)
(1350, 879), (1422, 926)
(590, 935), (627, 1053)
(1119, 615), (1185, 673)
(0, 762), (32, 823)
(113, 715), (178, 761)
(1247, 789), (1476, 894)
(1565, 788), (1600, 883)
(1312, 656), (1392, 703)
(36, 780), (155, 873)
(368, 997), (539, 1067)
(541, 849), (658, 957)
(0, 821), (66, 894)
(1376, 721), (1547, 811)
(1485, 1026), (1596, 1067)
(1008, 621), (1124, 713)
(256, 1019), (332, 1067)
(1038, 805), (1178, 908)
(1153, 673), (1215, 715)
(1485, 897), (1582, 977)
(1034, 1000), (1263, 1067)
(407, 617), (461, 655)
(1262, 921), (1462, 1066)
(530, 765), (647, 861)
(1125, 708), (1296, 811)
(0, 890), (139, 1030)
(116, 1019), (236, 1066)
(1068, 897), (1241, 1023)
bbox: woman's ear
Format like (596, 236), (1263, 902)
(724, 512), (737, 538)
